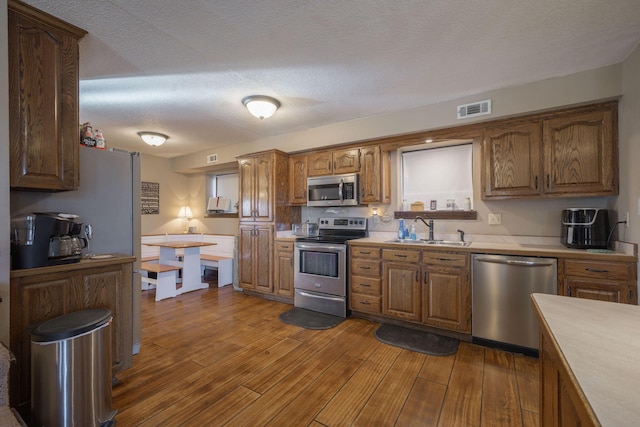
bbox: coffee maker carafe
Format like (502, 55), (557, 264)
(11, 213), (85, 269)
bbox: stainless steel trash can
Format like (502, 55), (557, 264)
(31, 308), (117, 427)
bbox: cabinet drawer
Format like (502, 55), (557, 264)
(422, 251), (468, 267)
(382, 249), (420, 263)
(351, 259), (380, 277)
(564, 259), (632, 281)
(351, 276), (381, 296)
(350, 293), (381, 314)
(275, 241), (294, 252)
(351, 246), (381, 259)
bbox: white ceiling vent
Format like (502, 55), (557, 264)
(457, 99), (491, 119)
(206, 154), (218, 163)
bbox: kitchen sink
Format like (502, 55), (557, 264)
(385, 239), (471, 247)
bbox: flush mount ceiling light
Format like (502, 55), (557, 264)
(242, 95), (281, 119)
(137, 131), (169, 147)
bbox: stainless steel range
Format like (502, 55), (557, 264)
(294, 217), (367, 318)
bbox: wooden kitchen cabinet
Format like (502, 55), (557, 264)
(482, 102), (618, 199)
(349, 246), (382, 314)
(359, 145), (391, 204)
(9, 257), (133, 409)
(382, 249), (421, 322)
(274, 239), (295, 296)
(307, 147), (361, 176)
(238, 153), (276, 221)
(560, 258), (637, 304)
(289, 154), (308, 205)
(8, 0), (86, 191)
(239, 224), (274, 292)
(421, 251), (471, 333)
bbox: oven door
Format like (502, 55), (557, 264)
(294, 241), (346, 296)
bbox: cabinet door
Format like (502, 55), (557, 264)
(289, 155), (308, 205)
(307, 151), (333, 176)
(238, 225), (255, 289)
(483, 123), (542, 198)
(382, 261), (421, 321)
(422, 265), (471, 333)
(333, 148), (360, 174)
(254, 225), (274, 293)
(359, 146), (382, 203)
(9, 8), (82, 191)
(564, 278), (630, 304)
(238, 158), (256, 221)
(69, 270), (124, 369)
(544, 109), (617, 195)
(274, 241), (294, 296)
(254, 154), (274, 221)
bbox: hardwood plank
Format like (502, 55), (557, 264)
(265, 355), (361, 426)
(395, 377), (447, 426)
(438, 342), (484, 427)
(418, 352), (456, 385)
(352, 350), (426, 426)
(522, 409), (540, 427)
(480, 348), (522, 426)
(181, 385), (261, 427)
(514, 353), (540, 413)
(314, 343), (402, 426)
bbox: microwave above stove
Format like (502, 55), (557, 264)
(307, 173), (359, 207)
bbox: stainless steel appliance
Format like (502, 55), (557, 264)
(10, 212), (85, 269)
(472, 254), (557, 352)
(294, 217), (367, 317)
(561, 208), (609, 249)
(306, 173), (359, 207)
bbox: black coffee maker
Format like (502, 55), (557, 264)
(10, 212), (86, 269)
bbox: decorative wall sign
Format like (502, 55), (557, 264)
(141, 181), (160, 214)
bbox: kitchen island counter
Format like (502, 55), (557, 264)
(531, 293), (640, 426)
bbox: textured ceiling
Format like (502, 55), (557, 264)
(23, 0), (640, 158)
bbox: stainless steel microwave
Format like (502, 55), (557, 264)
(307, 173), (359, 207)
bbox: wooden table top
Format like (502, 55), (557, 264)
(144, 241), (217, 249)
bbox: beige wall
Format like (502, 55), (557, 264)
(140, 155), (238, 235)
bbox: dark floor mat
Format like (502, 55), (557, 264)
(278, 307), (344, 330)
(375, 323), (459, 356)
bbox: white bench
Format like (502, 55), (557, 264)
(140, 262), (182, 301)
(141, 234), (237, 287)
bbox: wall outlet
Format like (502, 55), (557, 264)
(488, 213), (502, 225)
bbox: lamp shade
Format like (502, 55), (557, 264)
(242, 95), (280, 119)
(178, 206), (193, 219)
(138, 131), (169, 147)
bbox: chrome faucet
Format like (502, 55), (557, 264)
(414, 216), (434, 241)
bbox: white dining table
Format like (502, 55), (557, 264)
(144, 241), (216, 295)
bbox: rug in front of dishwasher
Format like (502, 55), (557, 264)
(375, 323), (459, 356)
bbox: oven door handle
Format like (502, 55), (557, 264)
(296, 290), (345, 302)
(295, 243), (346, 252)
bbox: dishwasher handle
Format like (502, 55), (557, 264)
(474, 257), (555, 268)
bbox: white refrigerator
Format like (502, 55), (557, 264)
(11, 145), (143, 354)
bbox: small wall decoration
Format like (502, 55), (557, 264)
(141, 181), (160, 214)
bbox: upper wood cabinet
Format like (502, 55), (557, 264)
(238, 152), (280, 222)
(8, 0), (87, 191)
(482, 103), (618, 199)
(360, 146), (391, 204)
(307, 147), (361, 176)
(289, 154), (308, 205)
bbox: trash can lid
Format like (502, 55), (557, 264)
(31, 308), (112, 342)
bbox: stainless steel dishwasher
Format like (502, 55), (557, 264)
(472, 254), (557, 352)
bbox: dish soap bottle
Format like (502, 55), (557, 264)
(398, 219), (405, 240)
(410, 224), (417, 240)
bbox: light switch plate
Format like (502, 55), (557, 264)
(488, 213), (502, 225)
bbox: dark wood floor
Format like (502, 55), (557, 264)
(113, 285), (540, 426)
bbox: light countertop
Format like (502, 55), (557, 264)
(531, 294), (640, 426)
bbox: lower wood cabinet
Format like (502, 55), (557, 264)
(274, 239), (294, 297)
(9, 257), (133, 409)
(239, 224), (274, 293)
(382, 249), (421, 322)
(560, 258), (637, 304)
(349, 246), (382, 314)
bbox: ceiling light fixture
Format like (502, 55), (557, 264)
(242, 95), (281, 119)
(137, 131), (169, 147)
